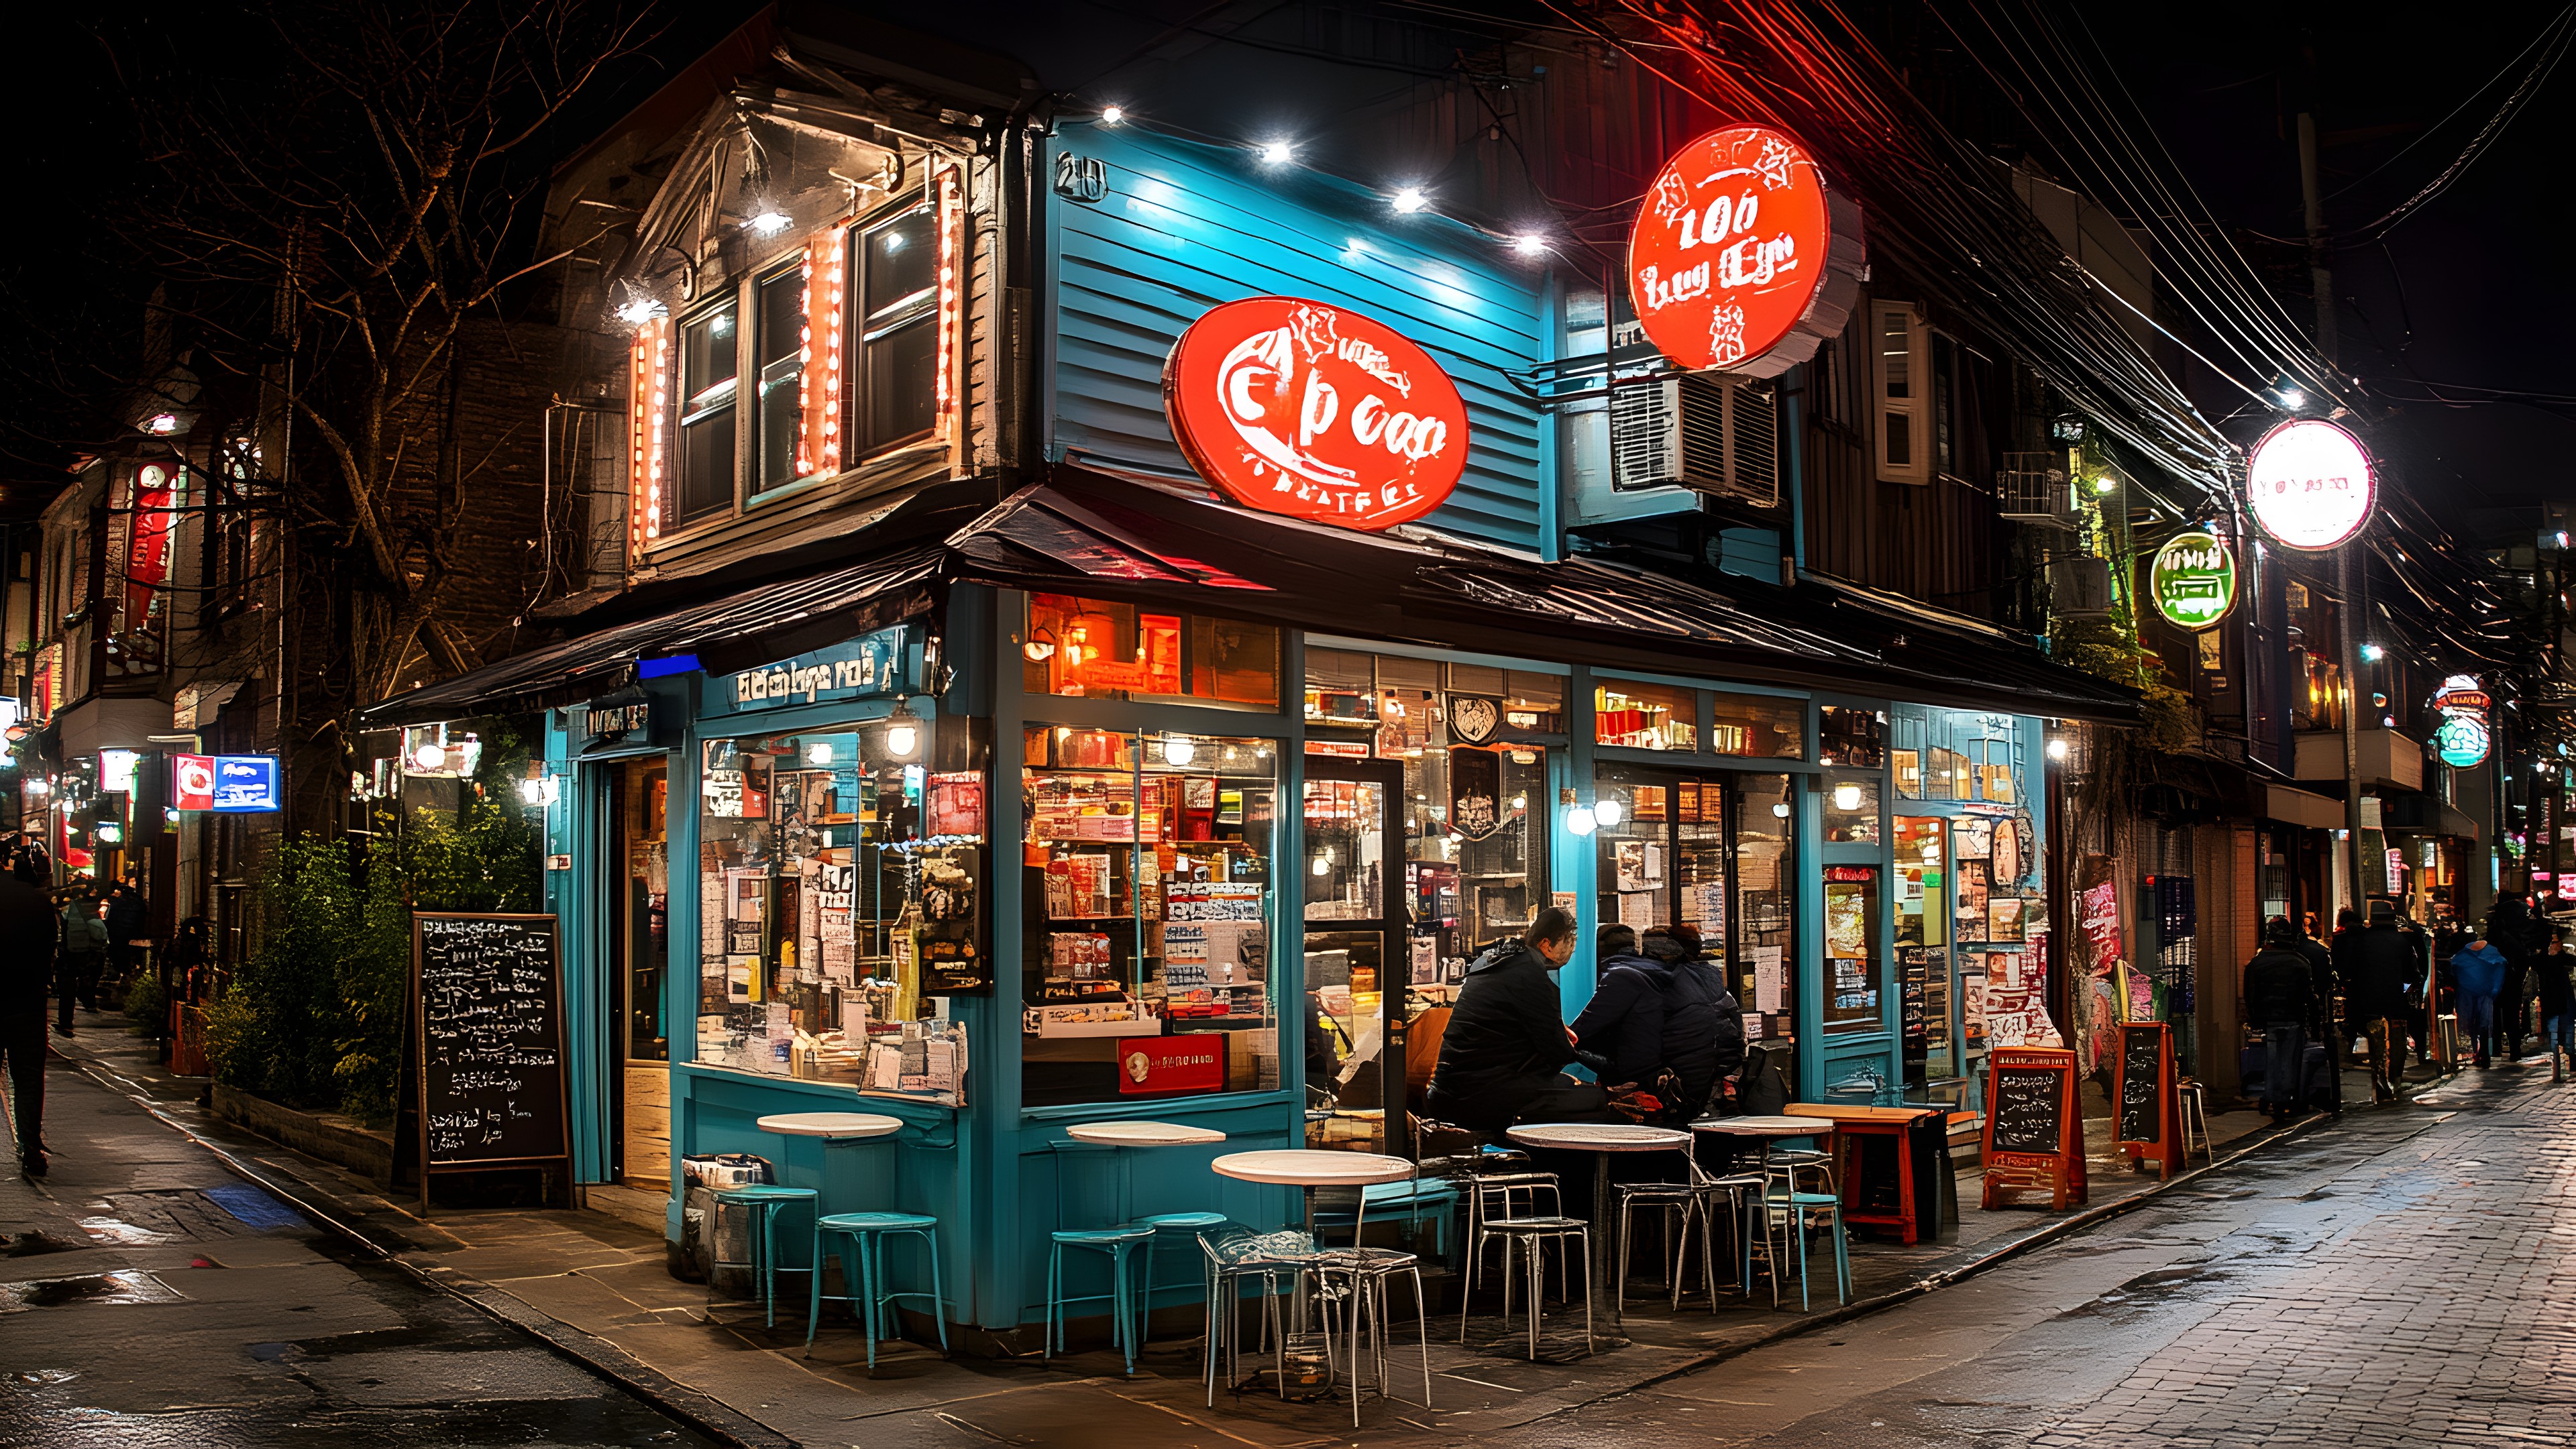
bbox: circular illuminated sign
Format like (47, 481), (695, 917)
(1628, 124), (1843, 376)
(2149, 529), (2237, 627)
(2436, 713), (2490, 769)
(2245, 418), (2375, 550)
(1163, 297), (1468, 531)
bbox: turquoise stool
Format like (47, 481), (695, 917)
(1762, 1153), (1851, 1311)
(1130, 1210), (1226, 1342)
(807, 1211), (950, 1366)
(709, 1185), (819, 1328)
(1046, 1226), (1155, 1373)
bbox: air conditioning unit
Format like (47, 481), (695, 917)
(1607, 321), (1782, 506)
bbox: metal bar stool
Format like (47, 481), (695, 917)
(708, 1185), (818, 1328)
(1473, 1214), (1592, 1358)
(1458, 1170), (1564, 1337)
(1199, 1224), (1323, 1405)
(1686, 1169), (1772, 1306)
(1763, 1149), (1851, 1311)
(1047, 1226), (1155, 1374)
(806, 1211), (950, 1366)
(1313, 1246), (1432, 1427)
(2177, 1080), (2211, 1159)
(1611, 1179), (1703, 1310)
(1130, 1210), (1227, 1344)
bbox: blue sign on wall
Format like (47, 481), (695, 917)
(701, 627), (913, 716)
(1043, 125), (1550, 555)
(211, 755), (281, 812)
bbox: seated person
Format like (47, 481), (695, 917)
(1572, 922), (1668, 1094)
(1648, 924), (1746, 1121)
(1425, 907), (1613, 1134)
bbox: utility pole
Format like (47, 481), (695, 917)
(2297, 100), (2369, 928)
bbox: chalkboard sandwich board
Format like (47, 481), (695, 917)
(410, 912), (571, 1210)
(2113, 1022), (2182, 1177)
(1980, 1046), (2088, 1210)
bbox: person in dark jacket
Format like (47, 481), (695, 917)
(102, 883), (148, 1004)
(2483, 896), (2540, 1064)
(2535, 927), (2574, 1084)
(2298, 918), (2339, 1065)
(1426, 908), (1611, 1134)
(2345, 900), (2426, 1104)
(2451, 936), (2508, 1070)
(1, 841), (60, 1176)
(2244, 917), (2316, 1122)
(55, 892), (107, 1034)
(1572, 924), (1663, 1091)
(1644, 926), (1745, 1121)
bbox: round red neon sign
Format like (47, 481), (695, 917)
(1163, 297), (1468, 531)
(1629, 124), (1837, 374)
(2246, 417), (2375, 550)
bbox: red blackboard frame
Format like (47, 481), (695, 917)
(1980, 1045), (2088, 1210)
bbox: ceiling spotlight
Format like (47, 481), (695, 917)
(2046, 737), (2070, 762)
(747, 209), (791, 236)
(146, 413), (179, 435)
(2360, 643), (2385, 662)
(1512, 233), (1547, 256)
(883, 700), (921, 759)
(614, 297), (661, 327)
(1161, 733), (1196, 767)
(1593, 797), (1624, 826)
(1391, 186), (1428, 213)
(1100, 105), (1126, 125)
(1260, 140), (1293, 164)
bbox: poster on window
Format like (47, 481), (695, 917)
(702, 740), (770, 819)
(1448, 745), (1503, 841)
(1750, 945), (1785, 1013)
(928, 771), (986, 839)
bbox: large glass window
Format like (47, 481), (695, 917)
(693, 719), (978, 1102)
(753, 265), (806, 495)
(1594, 766), (1799, 1065)
(1711, 692), (1805, 759)
(1024, 594), (1281, 710)
(859, 205), (937, 450)
(1022, 728), (1279, 1108)
(676, 302), (738, 523)
(1596, 679), (1697, 751)
(1823, 865), (1883, 1035)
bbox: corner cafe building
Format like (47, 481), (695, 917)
(366, 118), (2133, 1338)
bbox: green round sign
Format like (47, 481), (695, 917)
(2435, 712), (2489, 769)
(2151, 529), (2237, 629)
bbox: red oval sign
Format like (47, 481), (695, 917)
(1629, 124), (1835, 372)
(1163, 297), (1468, 531)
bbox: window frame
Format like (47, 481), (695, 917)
(855, 199), (941, 455)
(1872, 301), (1930, 485)
(672, 295), (741, 527)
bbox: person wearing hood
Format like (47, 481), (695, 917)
(2243, 917), (2317, 1124)
(1571, 923), (1668, 1096)
(1426, 907), (1612, 1134)
(2452, 932), (2509, 1070)
(2535, 926), (2574, 1084)
(2345, 899), (2427, 1104)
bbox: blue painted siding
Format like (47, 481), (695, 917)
(1045, 123), (1551, 554)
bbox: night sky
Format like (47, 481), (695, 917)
(6, 1), (2567, 525)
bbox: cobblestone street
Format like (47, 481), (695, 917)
(1491, 1058), (2576, 1449)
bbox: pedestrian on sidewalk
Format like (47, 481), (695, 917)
(55, 890), (107, 1034)
(2451, 934), (2508, 1071)
(2299, 916), (2340, 1067)
(2244, 918), (2316, 1124)
(2536, 927), (2574, 1084)
(2347, 900), (2426, 1103)
(103, 882), (148, 1004)
(1, 840), (62, 1176)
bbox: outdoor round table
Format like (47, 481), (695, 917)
(1211, 1148), (1413, 1240)
(1690, 1115), (1828, 1176)
(756, 1112), (905, 1207)
(1062, 1121), (1229, 1222)
(1506, 1122), (1693, 1332)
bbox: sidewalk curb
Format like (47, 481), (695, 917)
(56, 1043), (794, 1449)
(60, 1032), (2455, 1449)
(1554, 1072), (2463, 1423)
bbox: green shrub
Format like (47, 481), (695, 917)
(122, 969), (168, 1037)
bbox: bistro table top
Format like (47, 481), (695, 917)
(1691, 1115), (1829, 1136)
(1507, 1123), (1693, 1152)
(1065, 1121), (1230, 1147)
(755, 1111), (905, 1140)
(1211, 1149), (1414, 1187)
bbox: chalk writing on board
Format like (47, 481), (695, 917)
(417, 914), (566, 1166)
(2117, 1024), (2163, 1144)
(1988, 1066), (2061, 1156)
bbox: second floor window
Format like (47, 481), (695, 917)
(860, 205), (936, 451)
(677, 303), (737, 524)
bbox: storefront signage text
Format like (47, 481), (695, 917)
(1117, 1034), (1228, 1095)
(1163, 297), (1468, 531)
(1629, 123), (1838, 375)
(704, 628), (911, 716)
(2432, 672), (2491, 769)
(2149, 529), (2237, 627)
(2246, 417), (2375, 551)
(174, 753), (281, 812)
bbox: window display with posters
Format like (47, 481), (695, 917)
(693, 716), (980, 1104)
(1020, 727), (1279, 1107)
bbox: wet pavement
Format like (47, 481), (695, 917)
(13, 1008), (2565, 1448)
(1483, 1057), (2576, 1448)
(0, 1013), (718, 1448)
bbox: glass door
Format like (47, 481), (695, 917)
(1895, 816), (1958, 1099)
(608, 760), (671, 1189)
(1301, 757), (1409, 1158)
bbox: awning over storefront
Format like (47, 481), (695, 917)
(366, 466), (2141, 729)
(361, 546), (943, 728)
(2264, 784), (2347, 831)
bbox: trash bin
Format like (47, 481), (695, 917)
(677, 1153), (773, 1291)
